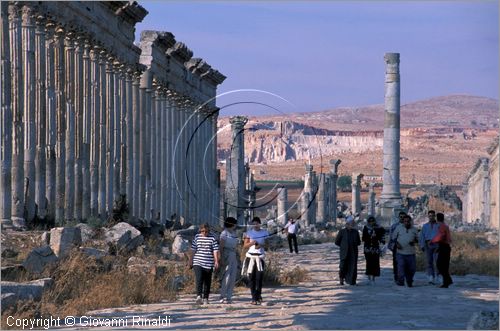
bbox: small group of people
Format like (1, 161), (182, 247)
(335, 210), (453, 288)
(389, 210), (453, 288)
(334, 215), (385, 286)
(188, 216), (270, 305)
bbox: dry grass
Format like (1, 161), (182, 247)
(416, 232), (499, 277)
(1, 251), (179, 329)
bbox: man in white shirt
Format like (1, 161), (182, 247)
(283, 218), (300, 254)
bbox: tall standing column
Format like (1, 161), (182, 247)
(352, 173), (363, 215)
(112, 61), (121, 208)
(10, 3), (25, 226)
(22, 5), (36, 222)
(132, 71), (140, 219)
(1, 2), (12, 227)
(89, 46), (100, 217)
(119, 66), (127, 198)
(73, 35), (84, 221)
(105, 55), (115, 216)
(277, 187), (288, 226)
(380, 52), (402, 224)
(97, 49), (107, 218)
(54, 26), (65, 223)
(212, 114), (220, 224)
(149, 81), (157, 220)
(329, 159), (341, 224)
(138, 70), (149, 220)
(34, 15), (46, 221)
(165, 92), (175, 218)
(225, 116), (247, 224)
(64, 33), (75, 222)
(154, 86), (163, 221)
(45, 22), (56, 221)
(125, 69), (133, 210)
(301, 191), (311, 227)
(81, 40), (91, 220)
(156, 87), (167, 220)
(316, 173), (327, 224)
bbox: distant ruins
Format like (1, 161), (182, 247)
(463, 138), (499, 229)
(0, 1), (225, 228)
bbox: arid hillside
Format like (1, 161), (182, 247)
(217, 95), (499, 185)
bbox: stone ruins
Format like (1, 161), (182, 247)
(463, 138), (499, 229)
(0, 1), (225, 229)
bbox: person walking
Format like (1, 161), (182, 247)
(431, 212), (453, 288)
(362, 216), (386, 285)
(243, 217), (269, 305)
(392, 215), (419, 287)
(189, 223), (219, 304)
(388, 211), (406, 283)
(419, 210), (440, 284)
(219, 217), (239, 304)
(335, 216), (361, 286)
(282, 218), (300, 254)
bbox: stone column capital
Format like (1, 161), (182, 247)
(330, 159), (341, 174)
(305, 164), (313, 173)
(8, 3), (21, 20)
(21, 4), (35, 25)
(229, 115), (248, 128)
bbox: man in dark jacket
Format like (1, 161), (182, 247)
(335, 216), (361, 285)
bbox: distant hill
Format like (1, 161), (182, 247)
(220, 94), (499, 131)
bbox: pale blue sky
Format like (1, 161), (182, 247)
(136, 1), (499, 115)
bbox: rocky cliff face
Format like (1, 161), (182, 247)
(218, 120), (384, 164)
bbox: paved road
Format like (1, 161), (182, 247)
(64, 243), (498, 330)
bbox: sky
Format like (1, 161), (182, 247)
(135, 1), (499, 115)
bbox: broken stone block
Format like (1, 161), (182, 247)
(75, 223), (94, 243)
(22, 245), (58, 274)
(104, 222), (144, 253)
(50, 227), (82, 258)
(172, 235), (189, 255)
(0, 278), (53, 313)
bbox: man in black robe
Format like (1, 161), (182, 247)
(335, 216), (361, 285)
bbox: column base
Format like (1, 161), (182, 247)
(377, 198), (404, 228)
(10, 217), (27, 230)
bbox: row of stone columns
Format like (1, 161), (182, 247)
(1, 3), (224, 228)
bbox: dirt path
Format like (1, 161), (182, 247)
(67, 243), (498, 330)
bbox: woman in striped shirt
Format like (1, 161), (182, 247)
(188, 223), (219, 304)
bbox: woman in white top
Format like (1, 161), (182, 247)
(219, 217), (239, 304)
(243, 217), (269, 305)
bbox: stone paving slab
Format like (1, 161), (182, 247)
(54, 243), (498, 330)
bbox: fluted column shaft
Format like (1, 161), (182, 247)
(105, 56), (114, 215)
(34, 15), (46, 220)
(74, 36), (84, 221)
(119, 67), (127, 197)
(277, 187), (288, 226)
(81, 41), (91, 219)
(138, 73), (147, 219)
(125, 70), (133, 209)
(154, 87), (162, 220)
(160, 91), (168, 220)
(132, 72), (140, 219)
(45, 23), (56, 221)
(97, 50), (107, 218)
(165, 93), (175, 218)
(64, 34), (75, 222)
(89, 47), (100, 217)
(112, 61), (121, 206)
(1, 2), (12, 226)
(149, 83), (157, 220)
(22, 5), (36, 222)
(54, 26), (65, 223)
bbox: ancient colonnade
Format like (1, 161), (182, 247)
(0, 1), (224, 228)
